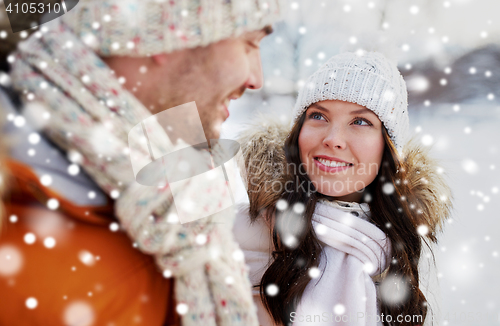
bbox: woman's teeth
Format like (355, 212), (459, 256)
(316, 158), (351, 167)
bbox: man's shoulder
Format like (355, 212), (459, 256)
(0, 86), (108, 207)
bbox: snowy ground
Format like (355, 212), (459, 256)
(411, 102), (500, 326)
(222, 100), (500, 326)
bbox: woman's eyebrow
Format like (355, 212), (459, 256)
(350, 108), (373, 115)
(309, 104), (374, 116)
(310, 103), (329, 112)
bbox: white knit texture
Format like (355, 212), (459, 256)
(292, 52), (410, 154)
(60, 0), (283, 57)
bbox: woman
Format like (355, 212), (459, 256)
(233, 51), (452, 325)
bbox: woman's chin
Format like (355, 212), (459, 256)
(316, 188), (365, 203)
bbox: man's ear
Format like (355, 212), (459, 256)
(151, 53), (168, 66)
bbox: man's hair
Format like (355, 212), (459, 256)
(262, 25), (274, 35)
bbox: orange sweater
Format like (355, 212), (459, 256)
(0, 159), (180, 326)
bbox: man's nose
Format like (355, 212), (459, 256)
(322, 126), (347, 150)
(244, 51), (264, 90)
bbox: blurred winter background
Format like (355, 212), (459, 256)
(222, 0), (500, 325)
(1, 0), (499, 324)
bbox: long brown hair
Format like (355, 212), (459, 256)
(249, 111), (434, 326)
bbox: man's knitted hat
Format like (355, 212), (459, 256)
(60, 0), (283, 57)
(292, 51), (410, 154)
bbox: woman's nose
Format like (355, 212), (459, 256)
(322, 127), (347, 150)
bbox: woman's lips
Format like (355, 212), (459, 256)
(313, 157), (353, 173)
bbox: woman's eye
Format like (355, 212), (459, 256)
(353, 118), (371, 126)
(310, 112), (324, 120)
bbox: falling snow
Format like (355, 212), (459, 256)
(308, 267), (320, 279)
(265, 284), (279, 296)
(333, 303), (346, 315)
(0, 1), (499, 325)
(176, 303), (188, 315)
(25, 298), (38, 309)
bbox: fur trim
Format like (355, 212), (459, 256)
(236, 113), (289, 222)
(399, 138), (453, 236)
(236, 113), (452, 237)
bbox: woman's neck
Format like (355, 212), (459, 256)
(320, 190), (365, 203)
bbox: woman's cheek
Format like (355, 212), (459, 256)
(298, 130), (311, 162)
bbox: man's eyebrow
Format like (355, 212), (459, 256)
(262, 25), (274, 35)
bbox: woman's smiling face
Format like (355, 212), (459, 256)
(298, 99), (385, 202)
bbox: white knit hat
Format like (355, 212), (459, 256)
(60, 0), (283, 57)
(292, 51), (410, 154)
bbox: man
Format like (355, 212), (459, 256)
(0, 0), (282, 325)
(101, 25), (273, 142)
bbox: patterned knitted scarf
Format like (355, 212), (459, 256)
(9, 20), (259, 326)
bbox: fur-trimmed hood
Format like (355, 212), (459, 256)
(236, 113), (453, 239)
